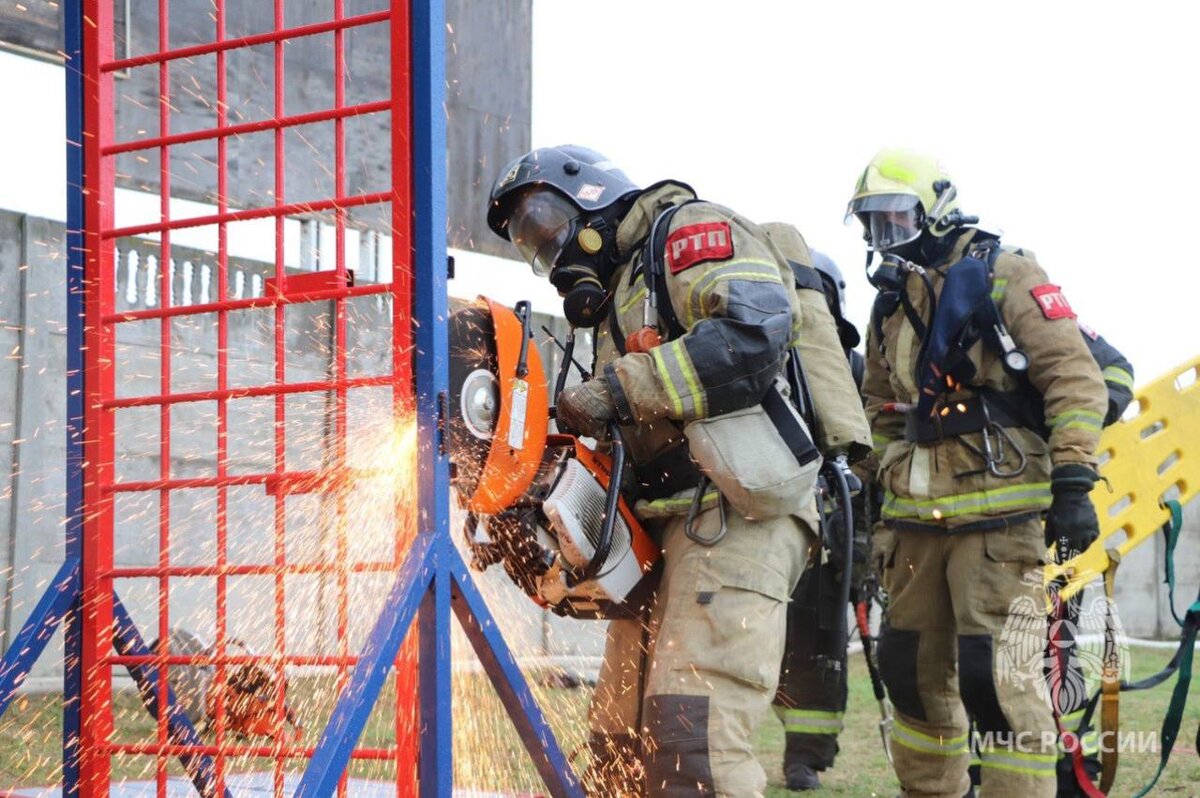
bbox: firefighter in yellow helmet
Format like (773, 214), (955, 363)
(487, 145), (871, 797)
(848, 148), (1108, 798)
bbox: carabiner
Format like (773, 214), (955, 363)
(685, 477), (727, 547)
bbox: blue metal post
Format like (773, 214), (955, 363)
(447, 551), (585, 798)
(63, 1), (87, 795)
(410, 0), (452, 794)
(418, 550), (452, 798)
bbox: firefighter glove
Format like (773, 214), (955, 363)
(1044, 464), (1100, 554)
(556, 379), (615, 439)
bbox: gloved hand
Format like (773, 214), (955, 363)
(555, 379), (615, 439)
(1044, 464), (1101, 555)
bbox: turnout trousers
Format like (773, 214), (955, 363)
(772, 559), (850, 773)
(586, 500), (813, 797)
(874, 517), (1058, 798)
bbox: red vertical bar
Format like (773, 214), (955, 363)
(332, 2), (351, 795)
(80, 0), (116, 795)
(214, 0), (230, 793)
(154, 3), (174, 795)
(272, 2), (288, 796)
(389, 2), (417, 796)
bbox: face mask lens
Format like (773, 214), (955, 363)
(506, 188), (578, 275)
(848, 194), (923, 252)
(866, 209), (922, 252)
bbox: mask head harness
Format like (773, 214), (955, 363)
(487, 145), (640, 328)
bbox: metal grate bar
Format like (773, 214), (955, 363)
(102, 100), (390, 157)
(103, 375), (395, 409)
(102, 10), (391, 72)
(102, 191), (392, 240)
(101, 283), (391, 325)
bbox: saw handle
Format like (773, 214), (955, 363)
(513, 300), (532, 378)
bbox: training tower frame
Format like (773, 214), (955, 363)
(0, 2), (584, 797)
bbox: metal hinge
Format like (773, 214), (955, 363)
(436, 390), (449, 456)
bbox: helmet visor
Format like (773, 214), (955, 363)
(506, 188), (578, 276)
(846, 194), (924, 252)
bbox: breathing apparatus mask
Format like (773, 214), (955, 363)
(856, 180), (977, 289)
(507, 186), (622, 328)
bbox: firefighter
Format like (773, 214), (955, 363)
(848, 148), (1108, 798)
(486, 145), (871, 797)
(764, 247), (871, 791)
(959, 317), (1133, 797)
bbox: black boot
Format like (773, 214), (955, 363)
(785, 762), (821, 791)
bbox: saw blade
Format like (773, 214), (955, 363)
(448, 299), (499, 497)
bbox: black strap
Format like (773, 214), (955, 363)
(789, 259), (824, 292)
(762, 382), (821, 466)
(870, 291), (900, 350)
(608, 302), (627, 356)
(640, 204), (691, 341)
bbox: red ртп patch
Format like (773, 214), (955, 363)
(665, 222), (733, 274)
(1030, 284), (1076, 320)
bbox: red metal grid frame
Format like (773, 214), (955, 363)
(78, 2), (418, 796)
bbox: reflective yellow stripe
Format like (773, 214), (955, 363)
(1050, 408), (1104, 433)
(991, 278), (1009, 301)
(669, 338), (707, 419)
(978, 748), (1058, 777)
(619, 280), (647, 314)
(652, 339), (707, 420)
(978, 760), (1058, 777)
(776, 708), (845, 735)
(643, 489), (719, 513)
(890, 719), (968, 757)
(1102, 365), (1134, 391)
(882, 482), (1052, 520)
(651, 347), (685, 418)
(684, 259), (782, 327)
(872, 432), (893, 454)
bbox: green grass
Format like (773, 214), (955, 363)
(2, 646), (1197, 795)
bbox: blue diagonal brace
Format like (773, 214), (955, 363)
(111, 593), (231, 798)
(295, 531), (436, 798)
(0, 557), (81, 715)
(446, 548), (585, 798)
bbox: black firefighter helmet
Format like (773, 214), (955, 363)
(810, 249), (861, 350)
(487, 146), (640, 327)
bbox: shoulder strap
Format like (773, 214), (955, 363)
(641, 203), (693, 341)
(790, 260), (825, 292)
(607, 302), (627, 356)
(870, 291), (900, 351)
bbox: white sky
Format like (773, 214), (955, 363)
(533, 0), (1200, 382)
(2, 4), (1198, 382)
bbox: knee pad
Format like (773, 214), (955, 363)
(877, 625), (925, 721)
(584, 732), (644, 798)
(958, 634), (1010, 734)
(644, 695), (715, 797)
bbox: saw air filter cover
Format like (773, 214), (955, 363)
(543, 458), (653, 608)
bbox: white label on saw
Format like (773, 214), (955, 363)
(507, 379), (528, 450)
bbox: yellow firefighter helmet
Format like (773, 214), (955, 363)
(846, 148), (964, 251)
